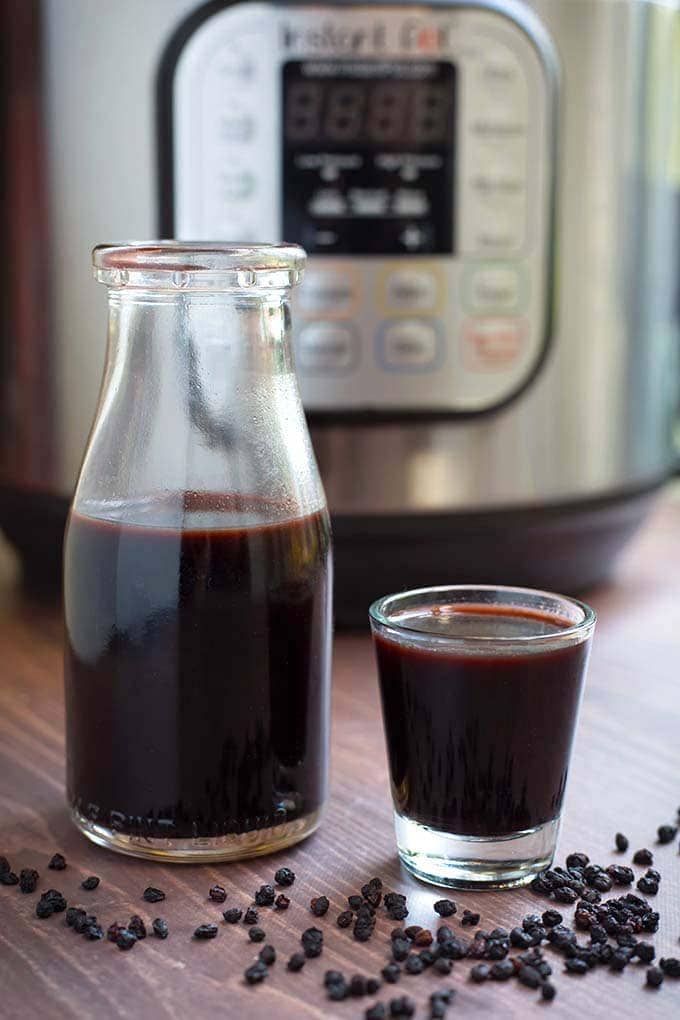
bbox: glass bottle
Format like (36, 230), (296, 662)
(63, 243), (332, 862)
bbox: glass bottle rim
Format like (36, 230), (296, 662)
(92, 241), (306, 291)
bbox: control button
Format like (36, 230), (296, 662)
(385, 270), (440, 313)
(220, 114), (255, 143)
(297, 324), (358, 374)
(298, 270), (359, 317)
(463, 319), (526, 370)
(220, 171), (255, 201)
(464, 266), (524, 314)
(399, 225), (427, 251)
(378, 320), (441, 371)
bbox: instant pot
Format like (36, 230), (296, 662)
(1, 0), (679, 623)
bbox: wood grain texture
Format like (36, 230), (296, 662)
(1, 486), (680, 1019)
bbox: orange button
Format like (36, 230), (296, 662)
(463, 318), (526, 370)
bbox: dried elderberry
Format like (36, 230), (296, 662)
(193, 923), (218, 939)
(274, 867), (295, 887)
(223, 908), (242, 923)
(287, 952), (306, 971)
(81, 876), (100, 891)
(275, 894), (290, 910)
(19, 869), (39, 894)
(311, 895), (330, 916)
(647, 966), (664, 987)
(48, 853), (66, 871)
(208, 885), (226, 903)
(657, 825), (677, 844)
(254, 884), (275, 907)
(248, 926), (266, 942)
(301, 926), (323, 957)
(128, 915), (147, 940)
(142, 886), (165, 903)
(434, 899), (456, 918)
(244, 962), (268, 984)
(152, 918), (169, 939)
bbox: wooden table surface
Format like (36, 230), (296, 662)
(1, 486), (680, 1019)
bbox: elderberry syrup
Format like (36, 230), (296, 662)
(370, 586), (594, 888)
(64, 244), (332, 861)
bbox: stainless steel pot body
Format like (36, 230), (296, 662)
(1, 0), (678, 601)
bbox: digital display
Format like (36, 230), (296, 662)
(282, 61), (456, 256)
(285, 79), (453, 147)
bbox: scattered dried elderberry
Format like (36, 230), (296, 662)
(301, 926), (323, 958)
(542, 909), (563, 928)
(249, 926), (266, 942)
(637, 875), (659, 895)
(337, 910), (353, 928)
(354, 907), (377, 943)
(208, 885), (227, 903)
(392, 938), (411, 962)
(490, 960), (514, 981)
(554, 886), (579, 904)
(350, 975), (368, 997)
(19, 869), (39, 894)
(40, 889), (66, 913)
(223, 908), (242, 923)
(470, 963), (490, 983)
(83, 923), (104, 940)
(0, 871), (18, 886)
(128, 915), (147, 940)
(632, 848), (653, 866)
(81, 876), (100, 891)
(657, 825), (677, 844)
(0, 856), (9, 875)
(366, 1005), (386, 1020)
(389, 996), (415, 1017)
(542, 982), (557, 1000)
(116, 929), (137, 950)
(367, 979), (381, 995)
(67, 907), (86, 928)
(244, 961), (268, 984)
(647, 966), (664, 987)
(243, 907), (258, 925)
(566, 852), (589, 869)
(36, 899), (54, 919)
(382, 962), (401, 984)
(565, 958), (589, 975)
(311, 895), (330, 916)
(634, 942), (655, 963)
(193, 923), (218, 939)
(48, 853), (66, 871)
(287, 952), (306, 972)
(152, 918), (169, 939)
(73, 913), (96, 935)
(660, 958), (680, 977)
(259, 944), (276, 966)
(142, 886), (165, 903)
(614, 832), (629, 852)
(518, 965), (542, 989)
(404, 955), (424, 975)
(460, 910), (480, 927)
(254, 884), (276, 907)
(327, 975), (349, 1001)
(275, 894), (289, 910)
(433, 899), (456, 918)
(434, 957), (453, 975)
(349, 894), (364, 911)
(274, 867), (295, 887)
(606, 865), (634, 886)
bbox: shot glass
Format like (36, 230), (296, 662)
(369, 585), (595, 889)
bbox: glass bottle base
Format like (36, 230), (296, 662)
(395, 812), (560, 889)
(70, 806), (323, 863)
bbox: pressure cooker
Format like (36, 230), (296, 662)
(1, 0), (679, 624)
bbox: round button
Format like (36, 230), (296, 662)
(378, 320), (442, 372)
(297, 323), (358, 374)
(464, 265), (525, 314)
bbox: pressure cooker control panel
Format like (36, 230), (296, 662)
(168, 2), (557, 413)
